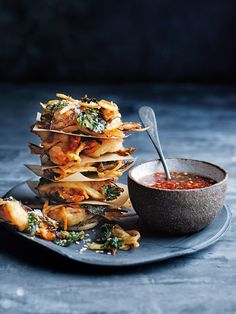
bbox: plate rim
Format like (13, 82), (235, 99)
(3, 182), (232, 267)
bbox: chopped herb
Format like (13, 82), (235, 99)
(101, 236), (124, 251)
(101, 223), (113, 241)
(54, 231), (85, 247)
(87, 224), (125, 254)
(101, 184), (123, 201)
(76, 108), (106, 133)
(99, 224), (124, 250)
(46, 100), (70, 111)
(27, 212), (40, 236)
(81, 204), (107, 216)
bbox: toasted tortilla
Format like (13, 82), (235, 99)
(27, 181), (129, 207)
(33, 112), (140, 139)
(25, 161), (134, 182)
(25, 152), (135, 182)
(33, 112), (126, 139)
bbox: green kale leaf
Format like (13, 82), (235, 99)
(76, 108), (106, 133)
(101, 223), (113, 241)
(81, 204), (107, 216)
(90, 224), (124, 253)
(101, 184), (123, 201)
(101, 236), (124, 251)
(46, 100), (70, 111)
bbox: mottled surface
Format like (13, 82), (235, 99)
(0, 84), (236, 313)
(0, 1), (236, 82)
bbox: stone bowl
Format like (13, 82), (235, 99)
(128, 158), (228, 234)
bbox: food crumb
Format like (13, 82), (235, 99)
(79, 246), (87, 254)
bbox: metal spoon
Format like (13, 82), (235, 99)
(139, 106), (172, 180)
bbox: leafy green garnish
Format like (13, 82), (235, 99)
(76, 108), (106, 133)
(101, 184), (123, 201)
(99, 224), (124, 251)
(46, 100), (70, 111)
(100, 223), (113, 241)
(27, 212), (40, 236)
(81, 204), (107, 216)
(101, 236), (124, 251)
(54, 231), (85, 247)
(88, 224), (124, 253)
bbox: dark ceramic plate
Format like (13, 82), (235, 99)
(3, 181), (231, 267)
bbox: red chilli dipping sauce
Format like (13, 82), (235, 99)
(140, 172), (216, 190)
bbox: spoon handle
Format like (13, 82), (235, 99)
(139, 106), (172, 180)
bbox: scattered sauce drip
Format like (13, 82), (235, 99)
(140, 172), (216, 190)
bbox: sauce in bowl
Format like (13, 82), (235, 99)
(140, 171), (216, 190)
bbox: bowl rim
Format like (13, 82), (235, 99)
(128, 158), (228, 192)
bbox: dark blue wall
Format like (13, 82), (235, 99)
(0, 0), (236, 83)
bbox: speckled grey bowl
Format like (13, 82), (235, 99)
(128, 158), (228, 234)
